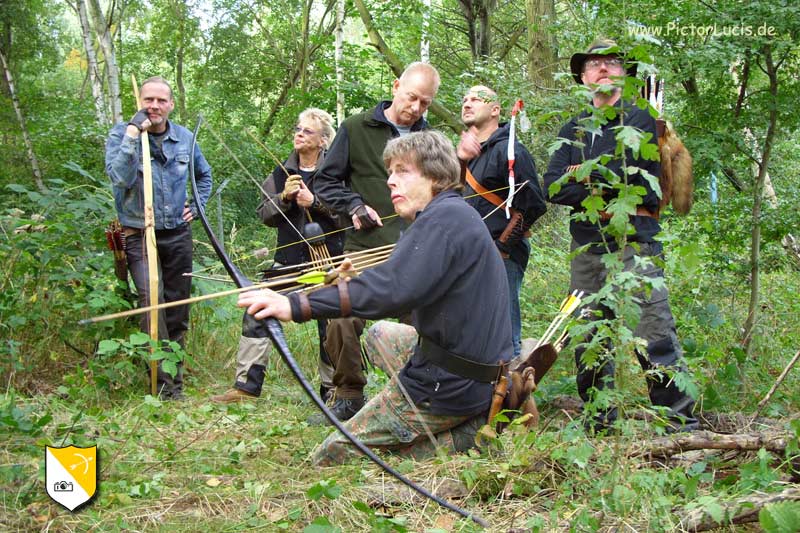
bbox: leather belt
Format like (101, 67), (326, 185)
(419, 336), (505, 383)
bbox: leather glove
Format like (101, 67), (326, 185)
(350, 204), (379, 230)
(280, 174), (303, 202)
(128, 109), (149, 131)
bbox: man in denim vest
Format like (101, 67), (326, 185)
(105, 76), (212, 400)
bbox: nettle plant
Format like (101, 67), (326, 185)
(96, 332), (191, 387)
(546, 45), (697, 429)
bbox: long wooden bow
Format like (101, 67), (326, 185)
(132, 75), (159, 396)
(188, 116), (487, 528)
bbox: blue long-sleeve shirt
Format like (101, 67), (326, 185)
(105, 121), (212, 229)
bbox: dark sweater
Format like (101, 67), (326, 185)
(256, 150), (345, 265)
(464, 123), (547, 269)
(543, 102), (662, 252)
(314, 101), (427, 252)
(289, 190), (513, 416)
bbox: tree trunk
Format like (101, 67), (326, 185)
(334, 0), (345, 125)
(299, 0), (311, 93)
(262, 2), (336, 136)
(476, 1), (491, 58)
(420, 0), (431, 63)
(88, 0), (122, 123)
(352, 0), (461, 131)
(742, 45), (779, 355)
(679, 487), (800, 532)
(457, 0), (493, 60)
(457, 0), (478, 59)
(526, 0), (557, 88)
(631, 430), (788, 458)
(75, 0), (109, 127)
(175, 1), (187, 123)
(0, 48), (48, 193)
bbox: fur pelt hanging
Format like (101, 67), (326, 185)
(657, 118), (694, 215)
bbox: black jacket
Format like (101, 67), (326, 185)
(464, 123), (547, 269)
(543, 102), (662, 251)
(289, 190), (513, 416)
(257, 150), (345, 265)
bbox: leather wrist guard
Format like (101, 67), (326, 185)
(337, 279), (352, 317)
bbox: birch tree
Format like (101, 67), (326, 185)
(0, 48), (48, 193)
(334, 0), (345, 125)
(87, 0), (122, 123)
(72, 0), (110, 127)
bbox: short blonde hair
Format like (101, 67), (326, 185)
(298, 108), (336, 148)
(383, 130), (462, 195)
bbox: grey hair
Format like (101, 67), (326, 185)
(298, 107), (336, 148)
(383, 130), (462, 194)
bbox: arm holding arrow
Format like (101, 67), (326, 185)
(190, 122), (488, 526)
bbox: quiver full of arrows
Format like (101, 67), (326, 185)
(105, 219), (128, 282)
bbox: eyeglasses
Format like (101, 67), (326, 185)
(294, 126), (318, 136)
(584, 57), (624, 70)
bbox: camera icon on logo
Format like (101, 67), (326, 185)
(53, 481), (73, 492)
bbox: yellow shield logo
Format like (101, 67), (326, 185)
(45, 445), (97, 511)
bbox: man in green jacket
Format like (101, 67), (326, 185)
(312, 62), (440, 422)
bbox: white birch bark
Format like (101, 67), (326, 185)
(76, 0), (109, 126)
(334, 0), (345, 125)
(88, 0), (122, 123)
(420, 0), (430, 63)
(0, 48), (48, 193)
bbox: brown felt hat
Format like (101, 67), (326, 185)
(570, 39), (638, 84)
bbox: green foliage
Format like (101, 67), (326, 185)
(760, 501), (800, 533)
(1, 1), (800, 531)
(306, 478), (343, 501)
(0, 394), (52, 437)
(353, 501), (408, 532)
(303, 516), (341, 533)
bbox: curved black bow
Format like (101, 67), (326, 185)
(188, 117), (487, 528)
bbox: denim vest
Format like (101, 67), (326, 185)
(105, 121), (212, 229)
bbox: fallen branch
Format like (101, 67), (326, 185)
(755, 348), (800, 418)
(679, 486), (800, 531)
(631, 430), (789, 458)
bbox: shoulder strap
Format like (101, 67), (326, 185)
(465, 167), (505, 209)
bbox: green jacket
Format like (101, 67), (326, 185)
(314, 101), (428, 251)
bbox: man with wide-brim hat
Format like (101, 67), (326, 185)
(569, 39), (638, 85)
(542, 39), (699, 435)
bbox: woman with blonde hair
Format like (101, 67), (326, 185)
(212, 108), (344, 403)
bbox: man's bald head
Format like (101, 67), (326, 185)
(461, 85), (501, 131)
(386, 62), (440, 127)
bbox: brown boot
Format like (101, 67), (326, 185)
(211, 388), (257, 404)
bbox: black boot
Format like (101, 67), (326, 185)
(307, 397), (365, 426)
(319, 384), (334, 404)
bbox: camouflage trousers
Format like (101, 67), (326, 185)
(311, 321), (485, 466)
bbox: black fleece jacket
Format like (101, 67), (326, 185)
(289, 190), (513, 416)
(543, 102), (662, 252)
(464, 123), (547, 269)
